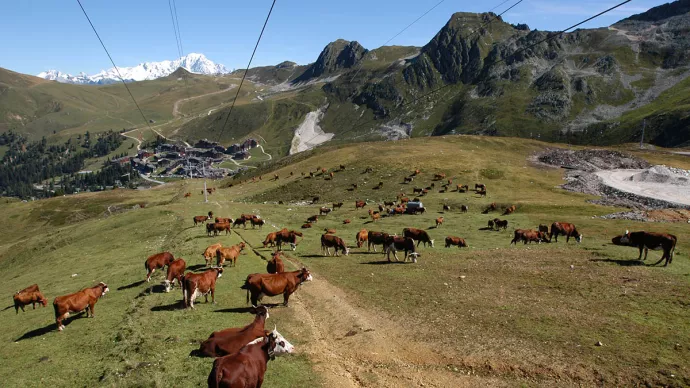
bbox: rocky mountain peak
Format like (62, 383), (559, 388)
(292, 39), (368, 83)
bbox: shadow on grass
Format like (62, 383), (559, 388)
(300, 254), (327, 258)
(2, 305), (14, 311)
(590, 258), (644, 266)
(187, 264), (208, 272)
(360, 261), (407, 265)
(478, 227), (497, 231)
(213, 304), (282, 314)
(16, 312), (86, 341)
(117, 280), (146, 291)
(151, 301), (184, 311)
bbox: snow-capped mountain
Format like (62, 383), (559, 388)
(37, 53), (229, 85)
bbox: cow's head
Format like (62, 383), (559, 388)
(216, 267), (224, 278)
(409, 252), (420, 263)
(289, 243), (297, 251)
(268, 326), (294, 357)
(39, 295), (48, 307)
(619, 230), (631, 244)
(99, 282), (109, 297)
(343, 247), (350, 256)
(253, 305), (269, 319)
(301, 267), (313, 282)
(429, 239), (435, 248)
(576, 233), (583, 243)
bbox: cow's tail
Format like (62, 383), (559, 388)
(240, 277), (250, 304)
(670, 234), (678, 260)
(181, 275), (188, 307)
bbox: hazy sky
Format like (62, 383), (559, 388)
(0, 0), (668, 76)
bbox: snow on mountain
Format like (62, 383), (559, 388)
(37, 53), (229, 85)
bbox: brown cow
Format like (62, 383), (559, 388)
(262, 232), (278, 248)
(403, 227), (435, 247)
(196, 305), (271, 358)
(164, 258), (186, 292)
(250, 218), (265, 229)
(503, 205), (517, 216)
(355, 200), (366, 209)
(445, 236), (468, 248)
(319, 207), (332, 216)
(276, 230), (303, 251)
(203, 243), (223, 267)
(612, 230), (677, 266)
(434, 173), (446, 180)
(333, 202), (343, 209)
(13, 284), (48, 314)
(301, 223), (313, 229)
(216, 243), (246, 267)
(215, 217), (233, 224)
(356, 229), (368, 248)
(207, 329), (294, 388)
(145, 252), (174, 282)
(324, 228), (336, 234)
(184, 192), (191, 198)
(384, 236), (418, 262)
(550, 222), (582, 243)
(538, 224), (549, 234)
(343, 219), (351, 224)
(475, 183), (486, 191)
(482, 202), (497, 214)
(435, 217), (444, 228)
(321, 234), (349, 256)
(193, 215), (211, 226)
(267, 252), (285, 274)
(371, 212), (381, 222)
(494, 219), (509, 230)
(367, 231), (390, 252)
(307, 215), (319, 223)
(182, 268), (223, 308)
(511, 229), (545, 245)
(53, 282), (109, 331)
(207, 222), (232, 236)
(457, 184), (469, 192)
(242, 268), (313, 307)
(478, 189), (487, 197)
(233, 217), (248, 229)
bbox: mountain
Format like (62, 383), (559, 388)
(37, 53), (229, 85)
(230, 61), (309, 85)
(292, 39), (368, 83)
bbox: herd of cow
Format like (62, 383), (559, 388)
(10, 168), (680, 387)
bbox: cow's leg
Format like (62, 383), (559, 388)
(20, 305), (25, 313)
(250, 292), (260, 307)
(32, 302), (36, 310)
(637, 246), (644, 260)
(211, 286), (216, 304)
(283, 291), (291, 307)
(644, 248), (649, 261)
(89, 303), (96, 318)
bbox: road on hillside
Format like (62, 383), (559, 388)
(172, 84), (237, 118)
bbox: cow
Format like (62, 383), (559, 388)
(196, 305), (271, 358)
(442, 204), (451, 211)
(403, 227), (435, 247)
(53, 282), (109, 331)
(475, 183), (486, 191)
(412, 169), (421, 176)
(193, 215), (211, 226)
(340, 164), (346, 171)
(400, 197), (410, 204)
(184, 192), (191, 198)
(367, 231), (390, 252)
(550, 222), (582, 243)
(241, 268), (312, 307)
(203, 243), (223, 267)
(164, 258), (186, 292)
(321, 234), (349, 256)
(434, 173), (446, 180)
(276, 230), (302, 251)
(478, 189), (487, 197)
(250, 218), (265, 229)
(384, 236), (418, 262)
(482, 202), (497, 214)
(457, 184), (469, 193)
(503, 205), (517, 216)
(333, 202), (343, 209)
(329, 172), (334, 179)
(384, 201), (395, 207)
(612, 231), (678, 266)
(488, 219), (495, 229)
(460, 205), (468, 213)
(207, 222), (232, 236)
(319, 207), (332, 216)
(182, 267), (223, 309)
(207, 328), (294, 388)
(494, 219), (509, 230)
(435, 217), (444, 228)
(511, 229), (545, 245)
(262, 232), (278, 248)
(145, 252), (174, 282)
(343, 219), (351, 224)
(301, 223), (312, 229)
(233, 217), (248, 229)
(413, 187), (423, 194)
(267, 253), (285, 274)
(215, 217), (233, 224)
(371, 212), (381, 222)
(356, 229), (368, 248)
(324, 228), (336, 234)
(445, 236), (468, 248)
(404, 177), (414, 183)
(216, 243), (246, 267)
(13, 284), (48, 314)
(307, 215), (319, 223)
(538, 224), (549, 234)
(355, 200), (366, 209)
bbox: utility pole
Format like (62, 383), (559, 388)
(640, 119), (646, 149)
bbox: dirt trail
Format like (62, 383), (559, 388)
(172, 85), (236, 117)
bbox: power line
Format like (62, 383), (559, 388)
(168, 0), (183, 59)
(301, 0), (524, 148)
(215, 0), (277, 144)
(306, 0), (632, 147)
(172, 0), (184, 59)
(168, 0), (190, 99)
(76, 0), (153, 131)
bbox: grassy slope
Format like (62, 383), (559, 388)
(1, 137), (689, 385)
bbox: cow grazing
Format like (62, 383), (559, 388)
(301, 223), (312, 229)
(371, 212), (381, 222)
(538, 224), (549, 234)
(263, 232), (278, 248)
(319, 207), (332, 216)
(207, 222), (232, 236)
(321, 234), (349, 256)
(434, 173), (446, 180)
(145, 252), (174, 282)
(182, 268), (223, 308)
(207, 329), (294, 388)
(251, 218), (265, 229)
(475, 183), (486, 191)
(612, 231), (678, 266)
(488, 220), (495, 229)
(355, 200), (366, 209)
(215, 217), (233, 224)
(233, 217), (248, 229)
(413, 187), (423, 194)
(367, 231), (390, 252)
(356, 229), (368, 248)
(203, 243), (223, 267)
(324, 228), (336, 234)
(184, 192), (191, 198)
(435, 217), (444, 228)
(343, 219), (351, 224)
(197, 305), (271, 358)
(494, 219), (508, 230)
(241, 268), (312, 307)
(457, 184), (469, 193)
(404, 177), (413, 183)
(461, 205), (468, 213)
(445, 236), (468, 248)
(482, 202), (497, 214)
(216, 243), (246, 267)
(403, 227), (435, 247)
(442, 204), (451, 211)
(267, 253), (285, 274)
(550, 222), (582, 243)
(164, 258), (186, 292)
(13, 284), (48, 314)
(307, 215), (319, 223)
(384, 236), (418, 262)
(503, 205), (517, 216)
(276, 230), (302, 251)
(194, 215), (211, 226)
(511, 229), (545, 245)
(333, 202), (343, 209)
(53, 282), (109, 331)
(478, 189), (487, 197)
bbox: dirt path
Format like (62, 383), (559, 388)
(595, 169), (690, 206)
(172, 85), (236, 118)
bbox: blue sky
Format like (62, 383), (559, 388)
(0, 0), (668, 76)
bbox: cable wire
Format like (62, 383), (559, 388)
(215, 0), (277, 144)
(76, 0), (153, 131)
